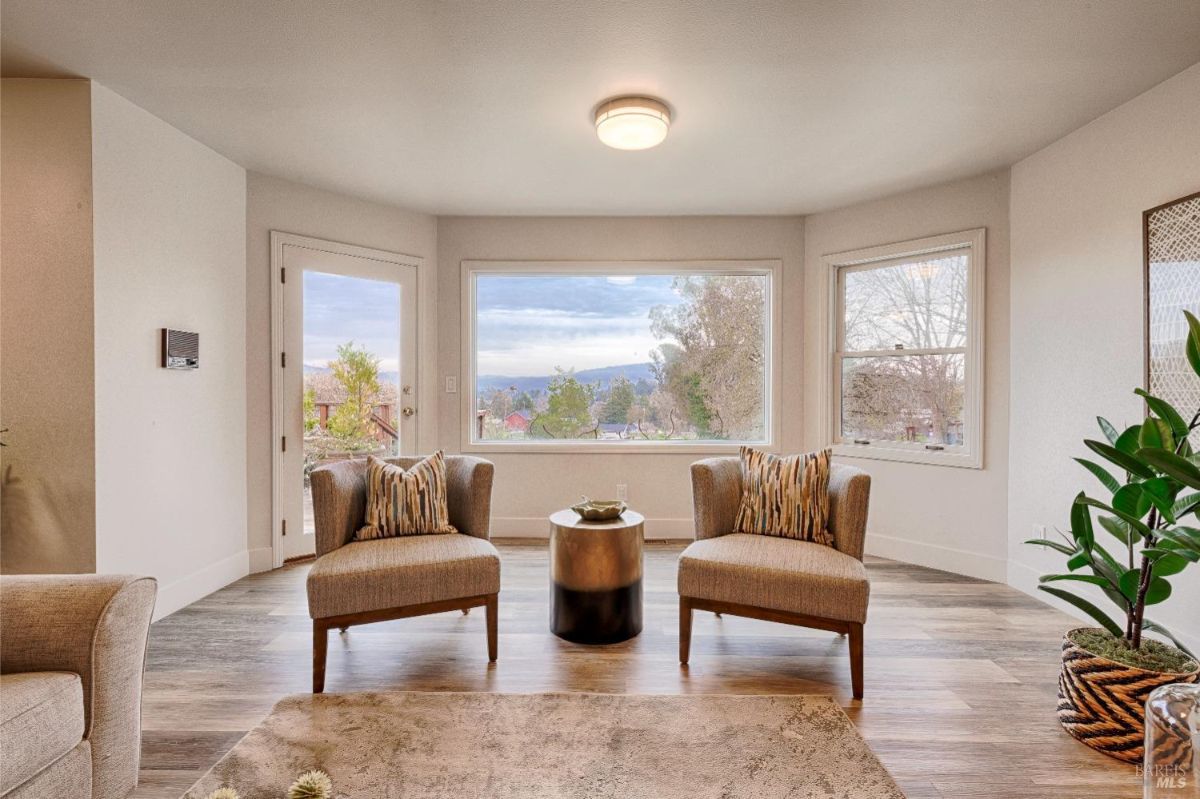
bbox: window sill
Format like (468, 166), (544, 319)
(831, 442), (982, 469)
(463, 440), (768, 456)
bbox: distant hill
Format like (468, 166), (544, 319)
(476, 362), (654, 395)
(304, 361), (654, 396)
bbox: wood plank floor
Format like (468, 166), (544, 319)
(134, 542), (1140, 799)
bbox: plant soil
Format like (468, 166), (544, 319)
(1069, 628), (1198, 674)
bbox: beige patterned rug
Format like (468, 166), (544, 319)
(183, 692), (904, 799)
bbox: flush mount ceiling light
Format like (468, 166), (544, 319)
(594, 96), (670, 150)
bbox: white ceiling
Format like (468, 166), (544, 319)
(3, 1), (1199, 216)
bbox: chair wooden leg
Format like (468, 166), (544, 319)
(486, 594), (498, 662)
(313, 621), (329, 694)
(848, 622), (864, 700)
(679, 597), (693, 665)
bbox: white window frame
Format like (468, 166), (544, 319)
(460, 259), (782, 454)
(822, 229), (985, 469)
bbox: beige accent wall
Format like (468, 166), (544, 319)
(1008, 63), (1200, 650)
(802, 171), (1012, 580)
(0, 78), (97, 573)
(244, 173), (438, 567)
(90, 84), (248, 619)
(435, 216), (805, 537)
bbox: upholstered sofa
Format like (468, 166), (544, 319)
(308, 455), (499, 693)
(0, 574), (157, 799)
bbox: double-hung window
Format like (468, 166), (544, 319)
(463, 260), (780, 451)
(827, 229), (985, 468)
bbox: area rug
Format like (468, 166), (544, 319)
(182, 692), (904, 798)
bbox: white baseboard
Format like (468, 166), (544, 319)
(490, 516), (695, 540)
(865, 532), (1007, 582)
(248, 547), (274, 574)
(153, 550), (249, 621)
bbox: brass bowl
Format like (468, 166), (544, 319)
(570, 498), (627, 521)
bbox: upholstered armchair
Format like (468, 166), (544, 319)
(1, 574), (157, 799)
(679, 458), (872, 698)
(307, 455), (499, 693)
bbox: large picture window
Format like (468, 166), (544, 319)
(827, 230), (984, 468)
(464, 262), (778, 449)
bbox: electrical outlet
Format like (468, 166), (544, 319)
(1033, 524), (1047, 540)
(445, 376), (457, 393)
(616, 484), (628, 501)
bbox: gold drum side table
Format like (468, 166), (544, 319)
(548, 508), (644, 644)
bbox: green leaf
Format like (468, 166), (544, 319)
(1135, 389), (1190, 439)
(1142, 618), (1197, 662)
(1098, 416), (1121, 445)
(1139, 417), (1164, 450)
(1144, 577), (1172, 605)
(1040, 573), (1116, 589)
(1023, 538), (1076, 555)
(1085, 439), (1156, 479)
(1185, 310), (1200, 378)
(1137, 448), (1200, 490)
(1150, 552), (1189, 577)
(1146, 544), (1199, 563)
(1075, 458), (1121, 494)
(1142, 478), (1177, 523)
(1067, 551), (1089, 571)
(1172, 492), (1200, 519)
(1038, 585), (1123, 638)
(1118, 569), (1173, 606)
(1112, 483), (1152, 520)
(1117, 569), (1141, 602)
(1097, 514), (1138, 545)
(1070, 493), (1094, 552)
(1114, 425), (1142, 456)
(1076, 496), (1153, 539)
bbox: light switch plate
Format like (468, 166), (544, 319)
(446, 376), (458, 393)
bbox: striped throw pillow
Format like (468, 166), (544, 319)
(357, 452), (458, 539)
(732, 446), (833, 545)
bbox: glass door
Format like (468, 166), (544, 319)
(278, 241), (417, 562)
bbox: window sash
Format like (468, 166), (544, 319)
(461, 260), (782, 453)
(825, 229), (984, 469)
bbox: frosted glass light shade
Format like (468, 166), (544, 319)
(595, 97), (670, 150)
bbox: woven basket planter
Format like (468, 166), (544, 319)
(1057, 628), (1199, 763)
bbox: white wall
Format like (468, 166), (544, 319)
(244, 173), (438, 568)
(1008, 63), (1200, 651)
(802, 171), (1012, 580)
(0, 79), (97, 574)
(436, 216), (805, 537)
(90, 84), (248, 619)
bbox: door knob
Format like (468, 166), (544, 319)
(402, 407), (416, 418)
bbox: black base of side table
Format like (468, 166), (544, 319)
(550, 579), (643, 644)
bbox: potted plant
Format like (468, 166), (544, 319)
(1026, 309), (1200, 763)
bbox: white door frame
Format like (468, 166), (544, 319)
(269, 231), (432, 569)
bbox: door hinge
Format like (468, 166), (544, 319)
(281, 351), (287, 368)
(281, 267), (286, 283)
(281, 435), (287, 452)
(282, 518), (287, 537)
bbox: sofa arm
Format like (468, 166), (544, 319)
(311, 459), (369, 556)
(828, 464), (871, 560)
(0, 574), (156, 799)
(690, 457), (743, 540)
(446, 456), (494, 540)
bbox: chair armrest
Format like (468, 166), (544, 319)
(446, 456), (494, 540)
(0, 574), (156, 799)
(828, 464), (871, 560)
(690, 457), (742, 540)
(311, 459), (369, 556)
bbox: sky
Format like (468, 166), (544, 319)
(303, 271), (687, 379)
(474, 274), (684, 376)
(304, 271), (401, 374)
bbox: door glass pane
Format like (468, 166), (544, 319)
(843, 253), (968, 352)
(841, 353), (965, 446)
(473, 273), (769, 443)
(303, 271), (401, 535)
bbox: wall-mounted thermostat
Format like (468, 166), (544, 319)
(161, 328), (199, 370)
